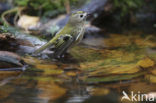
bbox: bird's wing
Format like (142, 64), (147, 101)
(34, 34), (59, 54)
(53, 34), (74, 58)
(75, 27), (85, 44)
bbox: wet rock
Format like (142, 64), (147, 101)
(0, 33), (35, 53)
(145, 74), (156, 83)
(0, 29), (47, 54)
(151, 69), (156, 75)
(0, 51), (25, 70)
(17, 15), (41, 31)
(137, 57), (155, 69)
(0, 33), (19, 52)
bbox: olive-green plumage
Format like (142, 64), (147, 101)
(34, 11), (87, 57)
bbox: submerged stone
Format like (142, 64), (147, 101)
(0, 51), (25, 71)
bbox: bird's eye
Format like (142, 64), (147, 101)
(80, 15), (83, 18)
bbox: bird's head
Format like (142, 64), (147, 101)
(69, 11), (87, 24)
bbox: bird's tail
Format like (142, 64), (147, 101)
(34, 39), (55, 54)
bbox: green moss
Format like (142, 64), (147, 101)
(112, 0), (144, 17)
(14, 0), (86, 17)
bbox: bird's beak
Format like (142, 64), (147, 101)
(87, 13), (91, 17)
(84, 12), (87, 17)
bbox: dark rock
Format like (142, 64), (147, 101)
(0, 3), (11, 14)
(0, 33), (36, 53)
(0, 51), (26, 70)
(0, 29), (47, 54)
(81, 0), (108, 20)
(0, 33), (19, 52)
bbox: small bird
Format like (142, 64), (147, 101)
(34, 11), (87, 58)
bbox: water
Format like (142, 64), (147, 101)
(1, 32), (156, 103)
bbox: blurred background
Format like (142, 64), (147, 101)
(0, 0), (156, 103)
(0, 0), (156, 33)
